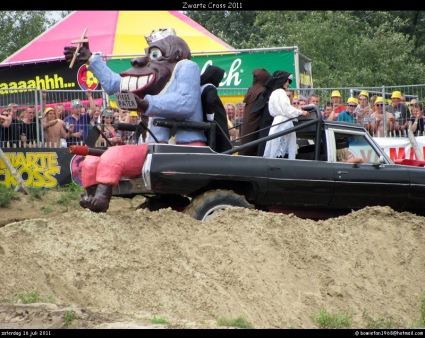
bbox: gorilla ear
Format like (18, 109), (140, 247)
(174, 51), (181, 60)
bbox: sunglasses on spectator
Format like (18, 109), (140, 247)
(376, 104), (383, 107)
(293, 102), (299, 105)
(347, 105), (357, 108)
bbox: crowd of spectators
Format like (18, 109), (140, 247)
(0, 91), (143, 149)
(1, 87), (423, 150)
(317, 90), (422, 137)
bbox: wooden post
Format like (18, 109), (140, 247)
(69, 28), (88, 69)
(0, 148), (30, 194)
(407, 121), (424, 160)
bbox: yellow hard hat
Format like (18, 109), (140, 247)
(331, 90), (341, 98)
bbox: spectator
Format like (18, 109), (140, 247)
(119, 109), (129, 122)
(386, 90), (410, 135)
(239, 68), (270, 156)
(234, 101), (244, 136)
(329, 90), (346, 120)
(122, 111), (141, 144)
(337, 98), (358, 123)
(89, 105), (102, 131)
(7, 103), (19, 120)
(369, 95), (378, 113)
(113, 110), (121, 124)
(19, 106), (38, 146)
(292, 98), (300, 108)
(225, 103), (238, 141)
(369, 97), (396, 137)
(322, 102), (333, 120)
(54, 103), (68, 120)
(409, 102), (425, 136)
(354, 91), (373, 126)
(309, 94), (321, 108)
(95, 107), (122, 147)
(1, 105), (16, 145)
(86, 90), (99, 133)
(298, 95), (308, 109)
(43, 107), (74, 148)
(409, 98), (418, 113)
(64, 99), (93, 146)
(263, 70), (309, 159)
(285, 89), (295, 105)
(0, 108), (12, 145)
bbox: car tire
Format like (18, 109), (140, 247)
(183, 189), (254, 222)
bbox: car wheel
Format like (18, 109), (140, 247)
(183, 189), (254, 221)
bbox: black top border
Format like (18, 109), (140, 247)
(6, 4), (423, 11)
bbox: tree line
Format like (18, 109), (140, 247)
(1, 11), (423, 89)
(185, 11), (425, 88)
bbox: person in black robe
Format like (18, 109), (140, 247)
(200, 65), (232, 152)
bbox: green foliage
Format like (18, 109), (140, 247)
(151, 316), (169, 325)
(217, 315), (253, 329)
(28, 187), (46, 201)
(0, 184), (19, 208)
(184, 11), (259, 50)
(14, 290), (55, 304)
(0, 11), (56, 63)
(415, 293), (425, 327)
(311, 309), (353, 329)
(362, 310), (398, 329)
(64, 310), (74, 327)
(186, 11), (425, 89)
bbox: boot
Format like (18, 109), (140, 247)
(79, 185), (98, 209)
(85, 184), (113, 213)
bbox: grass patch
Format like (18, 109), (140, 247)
(0, 184), (20, 208)
(64, 310), (74, 327)
(41, 205), (54, 214)
(414, 293), (425, 328)
(311, 309), (353, 329)
(13, 290), (55, 304)
(217, 315), (253, 329)
(28, 187), (46, 201)
(151, 316), (170, 325)
(52, 184), (84, 211)
(362, 310), (398, 329)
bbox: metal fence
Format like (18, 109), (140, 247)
(1, 85), (425, 148)
(0, 88), (107, 148)
(220, 84), (425, 137)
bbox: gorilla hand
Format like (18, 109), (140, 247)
(121, 90), (149, 113)
(63, 41), (92, 64)
(135, 98), (149, 114)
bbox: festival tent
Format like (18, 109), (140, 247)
(0, 11), (234, 107)
(2, 11), (234, 64)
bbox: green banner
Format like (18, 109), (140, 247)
(106, 50), (309, 94)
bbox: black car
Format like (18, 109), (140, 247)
(111, 105), (425, 221)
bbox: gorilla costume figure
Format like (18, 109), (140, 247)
(63, 28), (207, 212)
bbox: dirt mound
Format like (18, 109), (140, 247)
(0, 191), (424, 328)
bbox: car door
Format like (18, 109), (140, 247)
(328, 129), (410, 210)
(264, 157), (335, 207)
